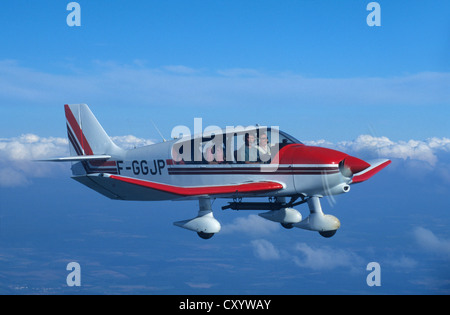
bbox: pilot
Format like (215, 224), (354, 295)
(171, 144), (185, 164)
(257, 132), (271, 163)
(237, 133), (258, 163)
(206, 142), (225, 164)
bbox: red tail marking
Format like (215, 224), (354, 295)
(64, 104), (94, 155)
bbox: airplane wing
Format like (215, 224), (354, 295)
(350, 159), (391, 184)
(37, 155), (111, 162)
(105, 173), (284, 198)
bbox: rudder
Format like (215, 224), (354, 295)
(65, 104), (121, 156)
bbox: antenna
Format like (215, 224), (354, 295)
(151, 119), (167, 142)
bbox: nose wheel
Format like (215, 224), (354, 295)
(293, 196), (340, 238)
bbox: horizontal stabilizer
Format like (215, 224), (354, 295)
(351, 159), (391, 184)
(37, 155), (112, 162)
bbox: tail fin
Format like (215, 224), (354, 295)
(65, 104), (121, 156)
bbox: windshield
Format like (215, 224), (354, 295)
(276, 129), (303, 145)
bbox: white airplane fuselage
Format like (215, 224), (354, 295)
(71, 139), (356, 201)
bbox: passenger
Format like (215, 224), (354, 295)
(214, 145), (225, 163)
(171, 145), (185, 164)
(206, 143), (225, 164)
(237, 133), (258, 163)
(257, 132), (271, 163)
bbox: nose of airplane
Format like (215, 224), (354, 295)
(283, 144), (371, 177)
(340, 156), (371, 176)
(285, 145), (347, 165)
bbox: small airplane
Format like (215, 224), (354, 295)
(42, 104), (391, 239)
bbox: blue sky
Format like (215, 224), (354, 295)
(0, 1), (449, 294)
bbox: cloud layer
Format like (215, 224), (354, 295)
(221, 215), (279, 236)
(413, 227), (450, 257)
(1, 133), (449, 187)
(306, 134), (450, 166)
(248, 238), (364, 271)
(1, 60), (450, 108)
(0, 133), (154, 187)
(0, 134), (69, 187)
(246, 226), (450, 273)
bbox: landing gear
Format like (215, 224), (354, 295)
(281, 223), (294, 229)
(197, 232), (215, 239)
(258, 197), (302, 229)
(319, 230), (337, 238)
(173, 198), (221, 239)
(293, 196), (340, 238)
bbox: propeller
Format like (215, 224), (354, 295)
(339, 156), (371, 178)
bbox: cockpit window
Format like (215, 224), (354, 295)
(171, 127), (302, 165)
(278, 130), (302, 145)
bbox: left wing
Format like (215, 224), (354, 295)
(106, 174), (284, 198)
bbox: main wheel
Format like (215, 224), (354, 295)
(197, 232), (214, 239)
(281, 223), (294, 229)
(319, 230), (337, 238)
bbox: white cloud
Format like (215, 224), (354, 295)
(413, 227), (450, 257)
(250, 239), (281, 261)
(162, 65), (200, 75)
(185, 282), (215, 289)
(0, 167), (30, 187)
(111, 135), (155, 149)
(1, 60), (449, 108)
(221, 214), (280, 236)
(292, 243), (363, 271)
(0, 134), (69, 187)
(384, 255), (418, 270)
(0, 133), (68, 160)
(0, 133), (156, 187)
(248, 239), (364, 271)
(2, 132), (449, 187)
(427, 137), (450, 152)
(217, 68), (263, 77)
(307, 135), (450, 166)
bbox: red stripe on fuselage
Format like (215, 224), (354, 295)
(167, 166), (338, 175)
